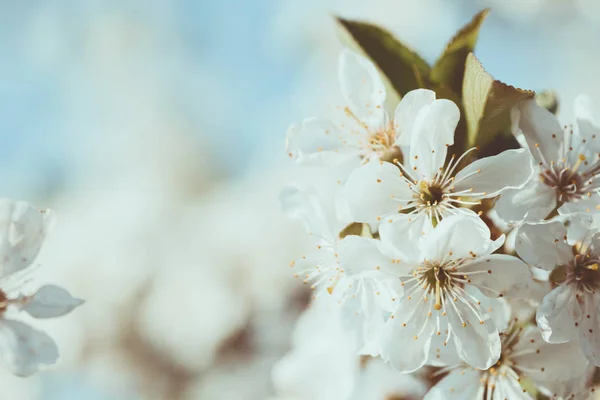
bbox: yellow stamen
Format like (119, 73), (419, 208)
(434, 280), (442, 310)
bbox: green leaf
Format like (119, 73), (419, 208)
(462, 53), (534, 150)
(337, 17), (430, 97)
(430, 9), (489, 96)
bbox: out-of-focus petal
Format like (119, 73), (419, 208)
(20, 285), (84, 319)
(0, 199), (54, 278)
(0, 319), (59, 377)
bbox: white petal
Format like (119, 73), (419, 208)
(470, 287), (511, 332)
(461, 255), (533, 299)
(0, 319), (59, 376)
(578, 292), (600, 365)
(424, 368), (483, 400)
(338, 236), (395, 276)
(420, 215), (493, 261)
(558, 193), (600, 217)
(344, 161), (412, 223)
(493, 376), (533, 400)
(494, 178), (557, 223)
(380, 291), (436, 372)
(427, 329), (461, 367)
(536, 285), (581, 343)
(512, 325), (589, 383)
(393, 89), (436, 146)
(0, 200), (54, 278)
(566, 215), (597, 244)
(378, 213), (433, 262)
(575, 94), (600, 153)
(447, 300), (501, 369)
(338, 50), (386, 120)
(285, 118), (358, 164)
(351, 358), (428, 400)
(20, 285), (84, 319)
(512, 99), (562, 164)
(338, 278), (388, 356)
(452, 149), (533, 198)
(280, 185), (335, 244)
(409, 99), (460, 178)
(272, 344), (358, 400)
(515, 221), (572, 270)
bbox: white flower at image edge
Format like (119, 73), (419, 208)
(377, 215), (533, 371)
(425, 325), (590, 400)
(0, 199), (84, 376)
(286, 50), (438, 165)
(342, 95), (533, 231)
(280, 186), (397, 355)
(516, 219), (600, 366)
(496, 96), (600, 222)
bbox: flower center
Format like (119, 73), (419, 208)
(564, 243), (600, 292)
(343, 106), (397, 157)
(367, 125), (396, 153)
(539, 154), (593, 203)
(418, 261), (460, 311)
(418, 182), (445, 205)
(0, 290), (8, 313)
(395, 147), (483, 222)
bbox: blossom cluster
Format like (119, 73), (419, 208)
(279, 49), (600, 399)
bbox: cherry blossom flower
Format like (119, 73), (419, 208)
(342, 96), (532, 231)
(271, 300), (427, 400)
(0, 199), (83, 376)
(286, 50), (439, 165)
(515, 218), (600, 366)
(280, 185), (397, 355)
(424, 324), (590, 400)
(378, 215), (533, 371)
(496, 97), (600, 222)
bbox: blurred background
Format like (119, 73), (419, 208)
(2, 0), (600, 398)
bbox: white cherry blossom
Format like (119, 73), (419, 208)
(286, 49), (438, 165)
(0, 199), (83, 376)
(496, 97), (600, 222)
(515, 218), (600, 366)
(342, 95), (532, 231)
(378, 215), (533, 371)
(280, 185), (397, 355)
(424, 324), (590, 400)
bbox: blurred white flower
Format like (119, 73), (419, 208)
(425, 324), (589, 400)
(281, 185), (396, 354)
(271, 301), (359, 400)
(272, 300), (427, 400)
(496, 97), (600, 222)
(379, 215), (532, 371)
(0, 199), (83, 376)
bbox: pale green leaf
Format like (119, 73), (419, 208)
(462, 53), (534, 150)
